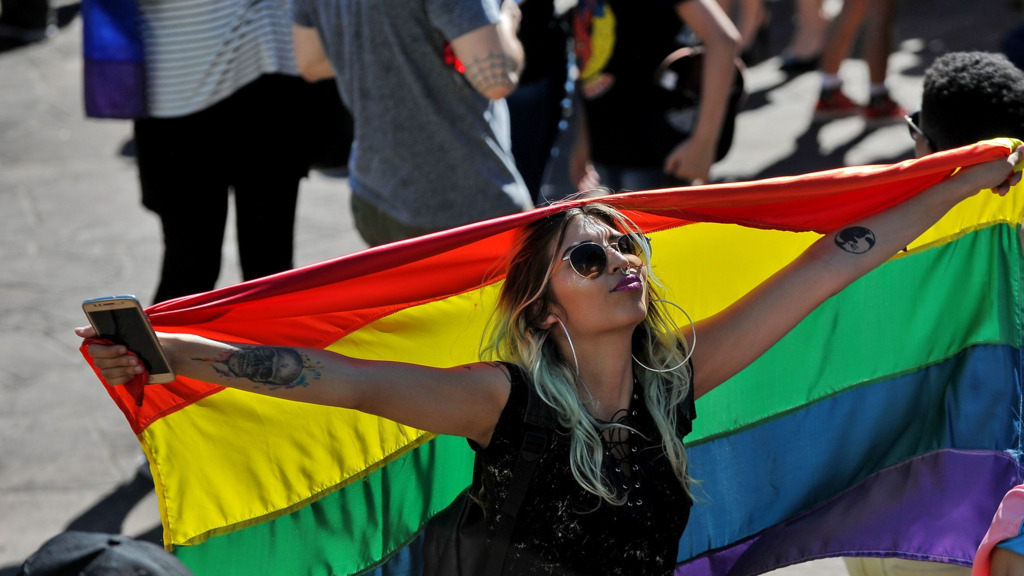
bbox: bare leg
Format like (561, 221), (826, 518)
(860, 0), (905, 122)
(812, 0), (868, 119)
(785, 0), (829, 59)
(863, 0), (896, 85)
(819, 0), (868, 75)
(716, 0), (767, 53)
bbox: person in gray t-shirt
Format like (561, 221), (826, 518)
(292, 0), (534, 246)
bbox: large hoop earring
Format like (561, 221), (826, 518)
(554, 318), (580, 375)
(632, 299), (696, 374)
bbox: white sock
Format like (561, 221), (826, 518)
(820, 74), (842, 91)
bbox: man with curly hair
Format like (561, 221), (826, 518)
(907, 50), (1024, 576)
(911, 51), (1024, 156)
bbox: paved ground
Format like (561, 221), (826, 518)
(0, 0), (1020, 573)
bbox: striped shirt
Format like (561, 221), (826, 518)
(138, 0), (299, 118)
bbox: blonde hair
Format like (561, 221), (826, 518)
(484, 203), (693, 505)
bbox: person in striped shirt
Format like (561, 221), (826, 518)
(133, 0), (326, 304)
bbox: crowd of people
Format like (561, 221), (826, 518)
(60, 0), (982, 306)
(6, 0), (1023, 573)
(56, 0), (1024, 304)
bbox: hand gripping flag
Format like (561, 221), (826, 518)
(86, 140), (1024, 576)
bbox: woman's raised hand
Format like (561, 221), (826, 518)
(75, 325), (147, 386)
(959, 145), (1024, 197)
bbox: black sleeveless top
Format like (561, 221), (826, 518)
(470, 363), (696, 575)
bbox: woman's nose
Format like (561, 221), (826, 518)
(606, 245), (634, 273)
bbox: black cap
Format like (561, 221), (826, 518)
(18, 532), (194, 576)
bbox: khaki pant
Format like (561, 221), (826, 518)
(350, 194), (441, 247)
(843, 558), (971, 576)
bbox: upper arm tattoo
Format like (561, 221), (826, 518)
(462, 52), (519, 95)
(834, 226), (876, 254)
(194, 346), (323, 390)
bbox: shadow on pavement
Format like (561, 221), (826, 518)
(0, 3), (81, 54)
(752, 121), (913, 180)
(0, 470), (161, 574)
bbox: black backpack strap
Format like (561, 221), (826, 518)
(486, 375), (557, 575)
(501, 388), (557, 515)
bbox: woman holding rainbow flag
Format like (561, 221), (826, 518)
(79, 147), (1022, 576)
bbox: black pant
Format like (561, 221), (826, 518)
(135, 75), (317, 304)
(0, 0), (51, 29)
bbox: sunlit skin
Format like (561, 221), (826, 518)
(542, 217), (652, 420)
(549, 219), (649, 333)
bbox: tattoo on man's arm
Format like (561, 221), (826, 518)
(193, 346), (323, 390)
(834, 226), (876, 254)
(463, 52), (519, 94)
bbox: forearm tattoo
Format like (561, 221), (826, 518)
(195, 346), (323, 390)
(834, 226), (876, 254)
(463, 52), (519, 94)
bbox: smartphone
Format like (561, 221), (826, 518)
(82, 295), (176, 384)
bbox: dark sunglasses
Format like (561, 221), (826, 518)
(559, 233), (651, 279)
(905, 111), (935, 150)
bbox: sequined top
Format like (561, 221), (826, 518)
(470, 363), (696, 575)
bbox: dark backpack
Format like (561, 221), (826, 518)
(422, 387), (557, 576)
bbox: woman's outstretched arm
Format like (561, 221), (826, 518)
(76, 328), (511, 446)
(689, 148), (1023, 398)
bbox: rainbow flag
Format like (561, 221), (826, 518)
(91, 140), (1024, 575)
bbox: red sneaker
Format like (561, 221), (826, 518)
(814, 88), (861, 121)
(863, 93), (908, 125)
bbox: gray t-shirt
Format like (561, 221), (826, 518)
(292, 0), (533, 230)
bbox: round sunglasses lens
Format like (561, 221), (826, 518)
(617, 234), (640, 255)
(569, 244), (607, 278)
(620, 234), (651, 260)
